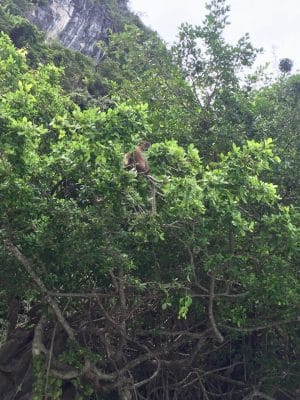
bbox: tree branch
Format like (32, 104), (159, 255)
(4, 240), (75, 341)
(222, 317), (300, 333)
(32, 315), (80, 380)
(134, 357), (160, 389)
(32, 315), (48, 356)
(208, 273), (224, 343)
(242, 389), (275, 400)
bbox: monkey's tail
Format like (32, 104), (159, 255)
(150, 181), (157, 215)
(144, 174), (162, 215)
(145, 174), (163, 184)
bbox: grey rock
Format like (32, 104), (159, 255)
(25, 0), (129, 60)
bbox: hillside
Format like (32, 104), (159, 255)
(24, 0), (136, 60)
(0, 0), (148, 105)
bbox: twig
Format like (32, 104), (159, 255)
(199, 379), (209, 400)
(191, 291), (248, 298)
(0, 150), (10, 174)
(44, 321), (58, 399)
(202, 362), (243, 377)
(45, 299), (70, 399)
(50, 291), (111, 298)
(145, 174), (164, 184)
(96, 296), (118, 327)
(145, 174), (164, 215)
(222, 317), (300, 333)
(6, 295), (21, 339)
(208, 273), (224, 343)
(242, 389), (275, 400)
(134, 357), (160, 389)
(210, 373), (246, 387)
(150, 181), (157, 215)
(137, 328), (211, 340)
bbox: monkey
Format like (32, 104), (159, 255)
(124, 141), (161, 214)
(124, 141), (151, 174)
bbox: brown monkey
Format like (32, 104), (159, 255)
(124, 141), (151, 174)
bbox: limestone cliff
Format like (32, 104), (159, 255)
(25, 0), (130, 60)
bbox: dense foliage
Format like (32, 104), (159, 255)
(0, 0), (147, 107)
(0, 1), (299, 399)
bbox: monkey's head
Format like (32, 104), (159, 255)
(139, 141), (151, 151)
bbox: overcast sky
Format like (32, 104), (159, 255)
(129, 0), (300, 74)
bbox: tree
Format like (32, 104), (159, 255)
(250, 73), (300, 207)
(172, 0), (262, 157)
(0, 31), (299, 399)
(98, 24), (200, 144)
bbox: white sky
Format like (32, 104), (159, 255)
(129, 0), (300, 74)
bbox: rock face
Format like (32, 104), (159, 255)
(25, 0), (129, 60)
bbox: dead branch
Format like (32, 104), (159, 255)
(4, 240), (75, 341)
(45, 321), (58, 398)
(32, 315), (48, 356)
(150, 181), (157, 214)
(46, 300), (70, 399)
(199, 378), (209, 400)
(242, 389), (275, 400)
(222, 317), (300, 333)
(134, 357), (160, 389)
(145, 174), (164, 215)
(202, 362), (243, 377)
(191, 291), (249, 298)
(145, 174), (164, 185)
(7, 295), (21, 339)
(50, 291), (111, 298)
(96, 295), (119, 327)
(116, 266), (127, 359)
(208, 273), (224, 343)
(0, 149), (10, 174)
(32, 315), (80, 380)
(210, 373), (246, 387)
(83, 359), (116, 383)
(137, 327), (211, 340)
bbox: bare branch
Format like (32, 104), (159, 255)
(242, 389), (276, 400)
(222, 317), (300, 333)
(210, 373), (246, 388)
(202, 362), (243, 377)
(150, 180), (157, 215)
(32, 316), (81, 380)
(83, 359), (116, 382)
(0, 150), (10, 174)
(134, 358), (160, 389)
(191, 291), (249, 298)
(2, 245), (133, 387)
(50, 291), (111, 298)
(45, 321), (58, 398)
(32, 315), (48, 356)
(96, 297), (119, 327)
(50, 368), (81, 380)
(199, 379), (209, 400)
(4, 240), (75, 341)
(137, 328), (211, 340)
(208, 273), (224, 343)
